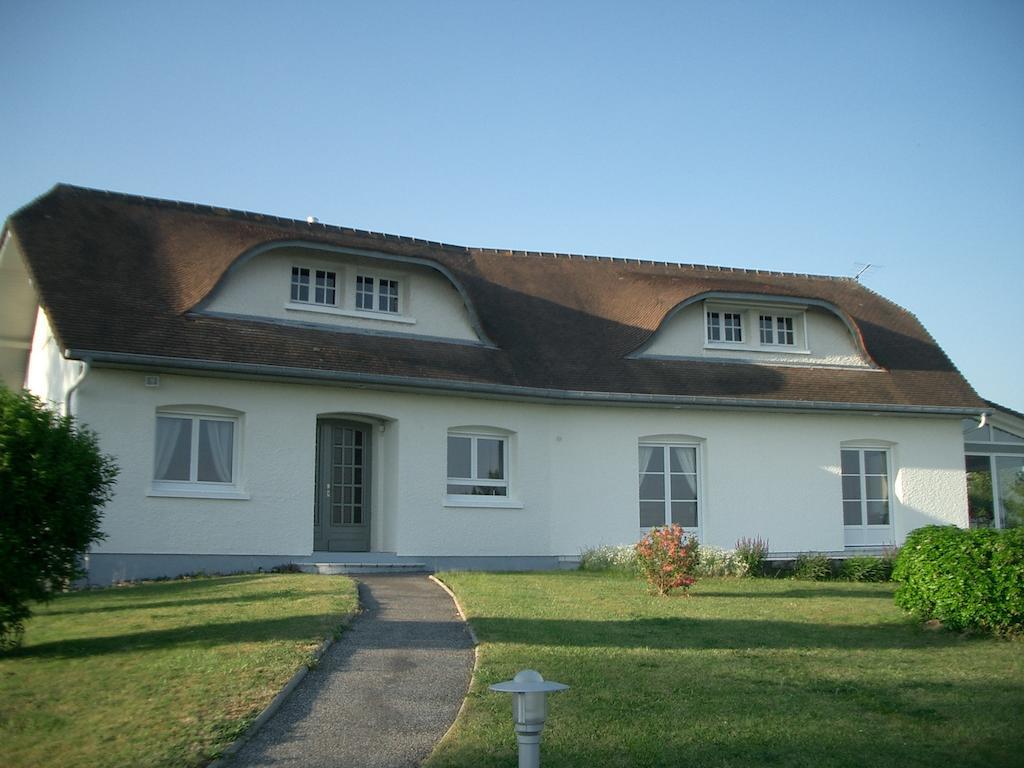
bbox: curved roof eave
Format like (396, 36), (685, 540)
(626, 290), (878, 367)
(187, 238), (497, 348)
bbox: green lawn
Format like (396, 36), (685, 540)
(0, 573), (357, 768)
(427, 572), (1024, 768)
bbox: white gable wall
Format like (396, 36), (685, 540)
(73, 368), (968, 563)
(24, 307), (81, 411)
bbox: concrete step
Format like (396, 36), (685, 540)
(294, 562), (430, 575)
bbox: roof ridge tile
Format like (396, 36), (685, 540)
(44, 183), (854, 281)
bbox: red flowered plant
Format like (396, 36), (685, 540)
(635, 524), (699, 596)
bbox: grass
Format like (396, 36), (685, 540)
(427, 571), (1024, 768)
(0, 573), (357, 768)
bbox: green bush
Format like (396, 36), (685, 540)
(793, 552), (831, 581)
(579, 545), (637, 573)
(735, 536), (769, 577)
(694, 546), (749, 577)
(893, 525), (1024, 636)
(0, 387), (118, 648)
(838, 556), (893, 582)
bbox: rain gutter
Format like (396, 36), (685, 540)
(66, 349), (986, 418)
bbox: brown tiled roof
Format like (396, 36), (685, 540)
(5, 184), (984, 412)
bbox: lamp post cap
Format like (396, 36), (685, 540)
(489, 669), (569, 694)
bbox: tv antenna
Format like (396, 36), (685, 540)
(853, 262), (882, 281)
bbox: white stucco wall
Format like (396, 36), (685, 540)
(24, 308), (80, 410)
(74, 368), (969, 559)
(643, 302), (870, 367)
(203, 246), (481, 342)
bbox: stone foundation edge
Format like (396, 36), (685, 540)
(83, 553), (574, 584)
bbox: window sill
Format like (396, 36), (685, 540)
(703, 343), (810, 354)
(148, 487), (250, 500)
(284, 303), (416, 325)
(444, 498), (524, 509)
(703, 341), (745, 349)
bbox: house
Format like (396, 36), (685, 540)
(0, 184), (992, 582)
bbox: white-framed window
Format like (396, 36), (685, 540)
(963, 418), (1024, 529)
(639, 443), (699, 530)
(707, 311), (743, 343)
(153, 411), (241, 493)
(841, 448), (890, 528)
(701, 301), (809, 353)
(291, 266), (337, 306)
(446, 432), (508, 496)
(759, 314), (795, 346)
(355, 275), (401, 314)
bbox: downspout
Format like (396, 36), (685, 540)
(64, 357), (91, 417)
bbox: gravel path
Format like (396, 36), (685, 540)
(228, 574), (475, 768)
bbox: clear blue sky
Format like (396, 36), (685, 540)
(2, 1), (1021, 411)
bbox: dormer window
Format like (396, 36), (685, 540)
(283, 262), (414, 325)
(707, 311), (743, 343)
(291, 267), (337, 306)
(355, 275), (400, 314)
(700, 301), (811, 355)
(291, 267), (310, 302)
(759, 314), (795, 346)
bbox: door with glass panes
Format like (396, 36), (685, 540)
(314, 421), (371, 551)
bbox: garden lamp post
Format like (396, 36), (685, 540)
(489, 669), (569, 768)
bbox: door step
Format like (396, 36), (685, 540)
(294, 562), (430, 575)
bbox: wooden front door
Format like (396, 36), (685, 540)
(314, 420), (371, 552)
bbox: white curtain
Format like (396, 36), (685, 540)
(200, 420), (234, 483)
(639, 445), (659, 474)
(671, 447), (696, 474)
(154, 417), (187, 480)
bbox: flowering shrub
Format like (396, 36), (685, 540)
(579, 545), (637, 573)
(635, 524), (699, 596)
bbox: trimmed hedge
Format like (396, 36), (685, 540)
(893, 525), (1024, 636)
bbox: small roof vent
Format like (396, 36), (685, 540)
(306, 216), (318, 224)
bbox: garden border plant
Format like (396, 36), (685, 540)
(792, 552), (832, 581)
(838, 555), (894, 583)
(578, 544), (637, 573)
(735, 536), (769, 577)
(693, 545), (748, 577)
